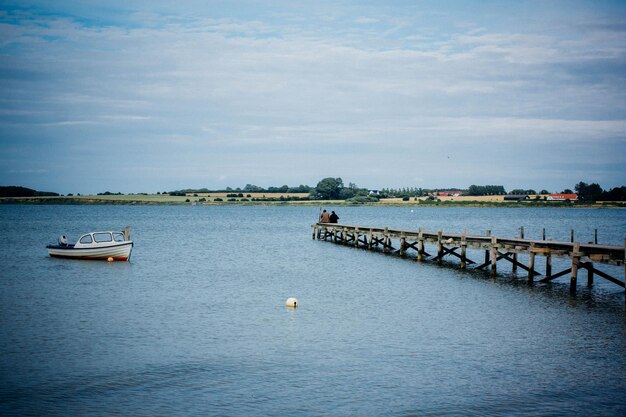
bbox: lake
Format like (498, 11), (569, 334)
(1, 205), (625, 416)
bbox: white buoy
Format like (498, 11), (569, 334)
(285, 297), (298, 308)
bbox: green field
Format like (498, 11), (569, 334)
(0, 193), (323, 205)
(1, 193), (623, 208)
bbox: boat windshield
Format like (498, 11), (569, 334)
(113, 232), (125, 242)
(79, 234), (93, 244)
(93, 232), (112, 243)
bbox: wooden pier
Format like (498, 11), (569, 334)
(312, 223), (626, 302)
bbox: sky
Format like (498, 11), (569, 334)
(0, 0), (625, 195)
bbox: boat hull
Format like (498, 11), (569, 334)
(47, 242), (133, 261)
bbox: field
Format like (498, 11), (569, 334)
(183, 192), (311, 199)
(1, 193), (621, 207)
(0, 193), (316, 205)
(380, 195), (510, 203)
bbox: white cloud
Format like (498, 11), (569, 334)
(1, 3), (625, 193)
(354, 17), (379, 25)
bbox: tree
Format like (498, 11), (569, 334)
(510, 189), (537, 195)
(467, 185), (480, 196)
(598, 186), (626, 201)
(575, 182), (603, 202)
(0, 186), (59, 197)
(288, 184), (312, 193)
(243, 184), (264, 192)
(467, 185), (506, 196)
(314, 177), (344, 199)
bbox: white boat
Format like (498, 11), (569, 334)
(47, 227), (133, 261)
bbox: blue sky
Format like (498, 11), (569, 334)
(1, 0), (625, 194)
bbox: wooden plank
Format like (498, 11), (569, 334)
(491, 237), (497, 277)
(417, 229), (424, 262)
(579, 262), (625, 288)
(528, 249), (536, 282)
(485, 229), (491, 267)
(496, 251), (540, 275)
(437, 231), (443, 265)
(440, 245), (476, 264)
(570, 242), (580, 295)
(461, 235), (467, 270)
(539, 267), (572, 283)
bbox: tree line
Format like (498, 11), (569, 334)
(0, 186), (58, 197)
(168, 184), (312, 196)
(2, 180), (624, 203)
(574, 182), (626, 202)
(311, 179), (625, 203)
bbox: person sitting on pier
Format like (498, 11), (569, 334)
(329, 211), (339, 223)
(320, 209), (330, 223)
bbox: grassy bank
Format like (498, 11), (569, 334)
(1, 193), (623, 208)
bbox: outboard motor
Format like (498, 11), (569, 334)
(58, 235), (68, 246)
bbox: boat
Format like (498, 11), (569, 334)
(46, 227), (133, 261)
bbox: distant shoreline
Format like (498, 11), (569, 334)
(0, 195), (623, 208)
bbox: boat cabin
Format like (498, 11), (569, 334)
(75, 231), (127, 248)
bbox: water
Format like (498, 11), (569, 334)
(1, 205), (625, 416)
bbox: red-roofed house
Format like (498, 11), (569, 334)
(547, 194), (578, 201)
(434, 191), (464, 197)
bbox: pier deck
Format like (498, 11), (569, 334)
(312, 223), (625, 301)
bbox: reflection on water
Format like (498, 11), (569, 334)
(0, 205), (624, 416)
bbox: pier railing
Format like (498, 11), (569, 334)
(312, 223), (625, 302)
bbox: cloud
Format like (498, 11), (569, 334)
(0, 2), (625, 193)
(412, 117), (626, 142)
(354, 17), (379, 25)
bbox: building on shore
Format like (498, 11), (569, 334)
(504, 194), (530, 201)
(547, 193), (578, 201)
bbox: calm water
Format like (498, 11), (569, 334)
(1, 205), (625, 416)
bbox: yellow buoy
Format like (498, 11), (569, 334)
(285, 297), (298, 308)
(107, 257), (114, 262)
